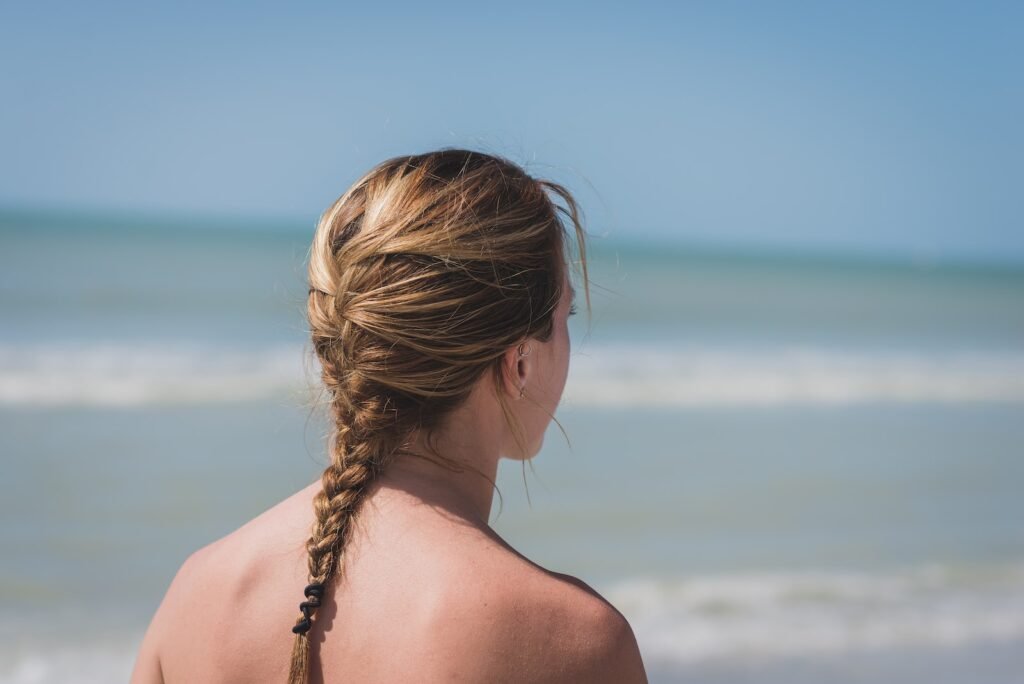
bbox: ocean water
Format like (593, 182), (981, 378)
(2, 209), (1023, 683)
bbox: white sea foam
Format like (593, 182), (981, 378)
(601, 562), (1024, 667)
(0, 643), (137, 684)
(563, 344), (1024, 407)
(0, 341), (314, 407)
(2, 341), (1024, 407)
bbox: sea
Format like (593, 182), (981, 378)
(2, 208), (1023, 683)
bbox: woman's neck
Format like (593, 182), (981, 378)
(371, 399), (504, 527)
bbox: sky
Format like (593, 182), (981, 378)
(1, 1), (1022, 262)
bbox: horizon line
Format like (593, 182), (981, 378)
(2, 201), (1023, 274)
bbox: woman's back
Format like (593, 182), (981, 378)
(133, 480), (645, 683)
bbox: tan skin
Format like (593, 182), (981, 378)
(132, 271), (648, 683)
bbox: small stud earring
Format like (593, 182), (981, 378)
(519, 385), (526, 399)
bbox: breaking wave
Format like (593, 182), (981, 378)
(601, 561), (1024, 666)
(2, 341), (1024, 407)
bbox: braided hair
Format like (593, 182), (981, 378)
(288, 148), (590, 683)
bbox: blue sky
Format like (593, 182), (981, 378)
(2, 1), (1021, 261)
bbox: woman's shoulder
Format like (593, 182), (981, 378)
(419, 531), (648, 683)
(161, 481), (317, 615)
(153, 483), (313, 610)
(131, 486), (315, 682)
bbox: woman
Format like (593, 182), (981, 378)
(131, 149), (648, 683)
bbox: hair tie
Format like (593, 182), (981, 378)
(291, 582), (326, 635)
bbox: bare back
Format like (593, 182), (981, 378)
(132, 482), (647, 683)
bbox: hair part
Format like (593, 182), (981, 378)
(288, 148), (590, 683)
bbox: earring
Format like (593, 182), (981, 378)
(519, 385), (526, 399)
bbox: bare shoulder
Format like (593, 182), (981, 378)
(131, 485), (315, 683)
(522, 567), (648, 684)
(426, 544), (648, 684)
(154, 482), (312, 610)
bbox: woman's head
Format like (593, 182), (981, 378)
(289, 148), (589, 683)
(306, 148), (588, 462)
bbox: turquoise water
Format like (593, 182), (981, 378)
(2, 209), (1023, 682)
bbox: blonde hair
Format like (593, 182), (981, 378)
(289, 148), (590, 683)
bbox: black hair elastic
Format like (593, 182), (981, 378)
(292, 582), (326, 635)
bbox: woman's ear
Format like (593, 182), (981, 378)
(500, 342), (532, 400)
